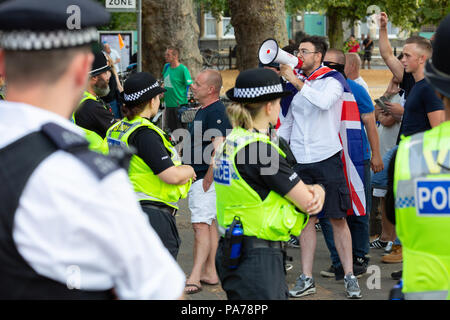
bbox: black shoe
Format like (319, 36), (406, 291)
(287, 235), (300, 248)
(320, 265), (336, 278)
(334, 265), (345, 281)
(353, 256), (369, 277)
(315, 223), (322, 232)
(391, 270), (402, 280)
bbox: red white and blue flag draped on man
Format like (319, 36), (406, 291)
(291, 66), (366, 217)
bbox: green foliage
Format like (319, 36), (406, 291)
(384, 0), (450, 31)
(94, 0), (137, 30)
(194, 0), (229, 19)
(285, 0), (450, 32)
(285, 0), (378, 26)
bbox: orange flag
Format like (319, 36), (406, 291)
(118, 34), (124, 50)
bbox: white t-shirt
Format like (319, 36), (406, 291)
(354, 76), (369, 93)
(109, 48), (121, 72)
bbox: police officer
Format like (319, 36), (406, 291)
(73, 51), (115, 152)
(213, 68), (326, 300)
(388, 14), (450, 300)
(105, 72), (196, 258)
(0, 0), (185, 299)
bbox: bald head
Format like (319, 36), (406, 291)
(344, 53), (361, 80)
(202, 69), (222, 94)
(324, 48), (346, 65)
(192, 69), (223, 105)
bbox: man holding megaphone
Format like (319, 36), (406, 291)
(276, 36), (363, 299)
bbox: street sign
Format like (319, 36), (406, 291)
(105, 0), (136, 10)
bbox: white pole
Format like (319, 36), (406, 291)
(137, 0), (142, 72)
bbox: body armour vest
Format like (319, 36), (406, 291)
(394, 122), (450, 299)
(213, 127), (308, 242)
(0, 123), (120, 299)
(72, 91), (108, 154)
(105, 116), (191, 209)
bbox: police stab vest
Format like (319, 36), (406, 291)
(394, 121), (450, 299)
(105, 116), (191, 209)
(72, 91), (108, 154)
(214, 127), (308, 242)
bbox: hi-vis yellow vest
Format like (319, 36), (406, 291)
(105, 116), (191, 209)
(394, 121), (450, 300)
(72, 91), (108, 154)
(213, 127), (308, 242)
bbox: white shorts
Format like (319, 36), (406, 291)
(373, 188), (387, 197)
(188, 179), (217, 225)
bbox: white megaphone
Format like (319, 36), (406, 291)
(258, 38), (303, 69)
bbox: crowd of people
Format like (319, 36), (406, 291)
(0, 0), (449, 301)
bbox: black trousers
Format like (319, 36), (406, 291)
(163, 107), (182, 133)
(140, 203), (181, 259)
(216, 239), (288, 300)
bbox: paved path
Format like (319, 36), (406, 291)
(175, 198), (401, 300)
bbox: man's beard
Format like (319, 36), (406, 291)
(93, 78), (110, 97)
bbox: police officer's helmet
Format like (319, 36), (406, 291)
(425, 14), (450, 97)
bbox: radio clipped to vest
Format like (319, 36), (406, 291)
(222, 216), (244, 269)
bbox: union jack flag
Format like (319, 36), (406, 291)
(300, 66), (366, 216)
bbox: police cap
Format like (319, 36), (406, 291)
(0, 0), (110, 51)
(425, 14), (450, 97)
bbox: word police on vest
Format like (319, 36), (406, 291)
(214, 159), (231, 185)
(416, 179), (450, 215)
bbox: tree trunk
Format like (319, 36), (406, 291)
(327, 7), (344, 50)
(228, 0), (288, 70)
(142, 0), (202, 79)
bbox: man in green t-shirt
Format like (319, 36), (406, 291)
(162, 47), (193, 132)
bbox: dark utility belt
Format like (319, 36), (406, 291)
(140, 200), (177, 217)
(220, 235), (283, 250)
(242, 236), (283, 250)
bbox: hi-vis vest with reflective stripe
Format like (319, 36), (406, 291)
(72, 91), (108, 154)
(105, 116), (191, 209)
(394, 121), (450, 300)
(213, 127), (308, 242)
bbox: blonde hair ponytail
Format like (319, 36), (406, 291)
(226, 101), (266, 130)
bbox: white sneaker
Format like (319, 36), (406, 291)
(344, 273), (362, 299)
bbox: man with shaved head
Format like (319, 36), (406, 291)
(345, 53), (369, 92)
(321, 48), (383, 285)
(184, 69), (231, 294)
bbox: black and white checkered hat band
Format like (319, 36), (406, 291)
(124, 82), (160, 102)
(233, 84), (283, 99)
(0, 28), (98, 50)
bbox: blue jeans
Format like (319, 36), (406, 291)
(320, 160), (372, 266)
(371, 145), (398, 189)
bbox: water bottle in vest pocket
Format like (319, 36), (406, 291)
(222, 216), (244, 269)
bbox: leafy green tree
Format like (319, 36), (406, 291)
(383, 0), (450, 31)
(94, 0), (137, 31)
(286, 0), (376, 49)
(198, 0), (289, 70)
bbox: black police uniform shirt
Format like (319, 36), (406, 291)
(75, 98), (115, 138)
(235, 137), (302, 200)
(187, 100), (232, 180)
(128, 126), (174, 174)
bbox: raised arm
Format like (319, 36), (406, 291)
(379, 12), (404, 82)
